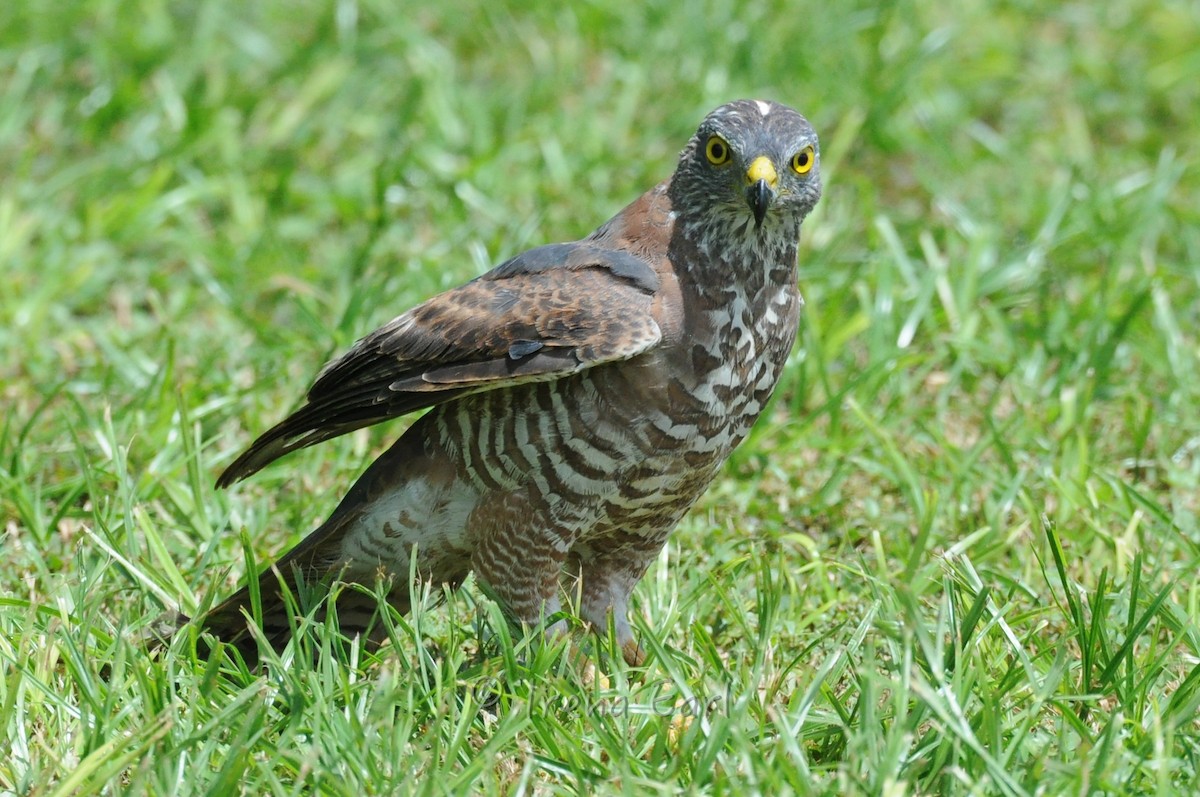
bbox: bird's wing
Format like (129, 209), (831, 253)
(216, 242), (663, 487)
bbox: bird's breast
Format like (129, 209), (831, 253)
(628, 280), (801, 458)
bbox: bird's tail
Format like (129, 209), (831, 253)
(195, 566), (300, 665)
(168, 560), (407, 668)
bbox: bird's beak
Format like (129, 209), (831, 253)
(745, 156), (778, 229)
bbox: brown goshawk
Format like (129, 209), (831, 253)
(190, 99), (821, 667)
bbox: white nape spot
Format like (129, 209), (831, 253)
(754, 100), (772, 117)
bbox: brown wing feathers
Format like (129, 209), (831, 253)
(216, 243), (663, 488)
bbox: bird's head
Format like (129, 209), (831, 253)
(670, 99), (821, 246)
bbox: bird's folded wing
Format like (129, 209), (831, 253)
(216, 243), (663, 487)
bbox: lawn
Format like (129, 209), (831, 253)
(2, 0), (1199, 794)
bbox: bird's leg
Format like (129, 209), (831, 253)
(574, 555), (649, 666)
(469, 493), (571, 645)
(473, 557), (567, 648)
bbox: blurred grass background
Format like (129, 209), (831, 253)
(2, 0), (1199, 794)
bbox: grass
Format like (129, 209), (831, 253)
(2, 0), (1199, 793)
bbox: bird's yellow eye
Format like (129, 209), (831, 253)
(791, 146), (815, 175)
(705, 135), (731, 165)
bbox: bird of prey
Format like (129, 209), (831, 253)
(190, 99), (821, 667)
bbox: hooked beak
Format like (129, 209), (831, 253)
(744, 156), (778, 229)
